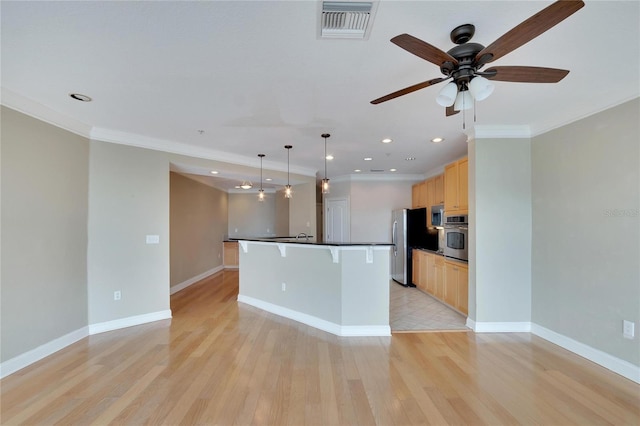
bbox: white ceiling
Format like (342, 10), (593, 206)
(2, 1), (639, 190)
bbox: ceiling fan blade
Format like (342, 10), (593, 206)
(475, 1), (584, 66)
(485, 66), (569, 83)
(445, 106), (459, 117)
(371, 78), (446, 105)
(391, 34), (458, 68)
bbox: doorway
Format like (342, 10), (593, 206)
(324, 197), (349, 243)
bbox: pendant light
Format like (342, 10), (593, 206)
(284, 145), (292, 199)
(321, 133), (330, 194)
(257, 154), (265, 202)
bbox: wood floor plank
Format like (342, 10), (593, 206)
(1, 269), (639, 425)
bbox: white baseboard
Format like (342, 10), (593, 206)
(88, 310), (172, 335)
(224, 265), (239, 270)
(466, 318), (532, 332)
(170, 266), (223, 295)
(532, 323), (640, 384)
(237, 295), (390, 337)
(0, 326), (89, 379)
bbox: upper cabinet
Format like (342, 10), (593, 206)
(444, 157), (468, 215)
(412, 181), (428, 209)
(433, 174), (444, 205)
(412, 174), (445, 227)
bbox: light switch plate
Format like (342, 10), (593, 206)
(146, 235), (160, 244)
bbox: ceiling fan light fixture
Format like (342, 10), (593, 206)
(240, 181), (253, 190)
(436, 82), (457, 107)
(453, 90), (473, 111)
(469, 76), (495, 101)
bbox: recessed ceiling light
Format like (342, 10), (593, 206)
(234, 185), (241, 189)
(390, 168), (397, 172)
(69, 93), (92, 102)
(326, 155), (334, 160)
(354, 169), (361, 172)
(364, 157), (373, 161)
(405, 157), (416, 161)
(210, 170), (219, 174)
(431, 137), (444, 143)
(381, 138), (392, 144)
(265, 178), (272, 181)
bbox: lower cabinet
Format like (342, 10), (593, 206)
(444, 260), (469, 315)
(412, 249), (428, 291)
(223, 241), (239, 267)
(433, 256), (444, 300)
(413, 250), (468, 316)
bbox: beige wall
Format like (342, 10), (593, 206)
(288, 182), (316, 239)
(349, 179), (413, 243)
(170, 173), (228, 287)
(275, 189), (289, 236)
(531, 98), (639, 366)
(470, 137), (532, 323)
(228, 191), (275, 238)
(1, 106), (89, 362)
(87, 141), (170, 324)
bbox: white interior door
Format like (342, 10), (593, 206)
(324, 198), (349, 243)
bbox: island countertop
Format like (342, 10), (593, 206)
(227, 237), (393, 247)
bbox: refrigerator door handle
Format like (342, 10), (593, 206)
(392, 221), (397, 256)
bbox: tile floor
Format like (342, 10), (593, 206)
(389, 281), (469, 332)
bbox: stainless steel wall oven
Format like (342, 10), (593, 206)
(443, 214), (468, 261)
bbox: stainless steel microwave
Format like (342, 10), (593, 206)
(431, 204), (444, 227)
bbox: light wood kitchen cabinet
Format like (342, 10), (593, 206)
(412, 184), (420, 209)
(416, 249), (468, 316)
(444, 157), (468, 215)
(444, 259), (469, 315)
(425, 253), (436, 294)
(412, 249), (420, 287)
(434, 256), (444, 300)
(223, 241), (239, 267)
(412, 250), (429, 291)
(433, 174), (444, 205)
(412, 181), (428, 209)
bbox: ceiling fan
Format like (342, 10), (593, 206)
(371, 0), (585, 116)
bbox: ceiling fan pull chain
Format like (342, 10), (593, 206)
(474, 99), (477, 123)
(462, 98), (466, 130)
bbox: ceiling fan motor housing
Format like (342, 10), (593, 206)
(443, 42), (485, 88)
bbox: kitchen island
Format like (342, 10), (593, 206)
(237, 239), (393, 336)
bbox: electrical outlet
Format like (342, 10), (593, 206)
(114, 290), (121, 301)
(281, 282), (286, 292)
(623, 320), (635, 339)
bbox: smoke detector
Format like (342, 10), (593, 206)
(319, 1), (378, 40)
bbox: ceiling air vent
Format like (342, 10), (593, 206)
(320, 1), (377, 40)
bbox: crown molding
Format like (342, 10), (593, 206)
(0, 89), (317, 177)
(1, 87), (92, 138)
(530, 94), (639, 137)
(331, 173), (425, 184)
(470, 124), (531, 140)
(90, 127), (318, 177)
(228, 188), (277, 194)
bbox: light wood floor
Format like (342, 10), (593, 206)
(2, 270), (639, 425)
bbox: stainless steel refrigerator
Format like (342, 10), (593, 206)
(391, 208), (428, 286)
